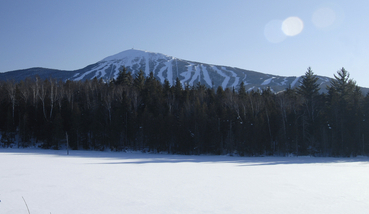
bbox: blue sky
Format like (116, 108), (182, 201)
(1, 0), (369, 87)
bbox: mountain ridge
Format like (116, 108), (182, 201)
(0, 49), (364, 93)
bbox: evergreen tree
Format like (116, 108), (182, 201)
(297, 67), (321, 155)
(115, 66), (127, 85)
(327, 68), (358, 156)
(134, 70), (146, 92)
(238, 81), (247, 99)
(0, 65), (367, 157)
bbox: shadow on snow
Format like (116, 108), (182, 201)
(1, 148), (369, 166)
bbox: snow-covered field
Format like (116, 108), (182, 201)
(1, 148), (369, 214)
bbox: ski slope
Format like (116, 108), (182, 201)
(1, 148), (369, 214)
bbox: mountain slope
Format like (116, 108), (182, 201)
(0, 49), (357, 93)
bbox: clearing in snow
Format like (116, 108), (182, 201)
(1, 148), (369, 214)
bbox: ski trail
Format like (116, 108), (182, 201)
(158, 63), (167, 83)
(144, 53), (150, 76)
(280, 77), (288, 86)
(157, 59), (174, 85)
(201, 65), (212, 87)
(189, 64), (201, 86)
(247, 86), (255, 92)
(167, 59), (173, 85)
(74, 62), (109, 81)
(180, 63), (194, 84)
(291, 77), (300, 87)
(175, 58), (179, 79)
(211, 66), (229, 88)
(112, 63), (120, 79)
(221, 67), (239, 88)
(242, 74), (248, 84)
(92, 70), (104, 79)
(261, 77), (274, 85)
(152, 60), (161, 76)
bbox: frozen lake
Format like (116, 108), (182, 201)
(1, 148), (369, 214)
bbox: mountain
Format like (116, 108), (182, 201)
(0, 49), (360, 93)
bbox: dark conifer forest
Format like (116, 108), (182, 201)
(0, 67), (368, 157)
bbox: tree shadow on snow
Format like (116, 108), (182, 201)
(95, 156), (369, 166)
(1, 148), (369, 166)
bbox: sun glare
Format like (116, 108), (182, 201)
(282, 17), (304, 36)
(265, 17), (304, 43)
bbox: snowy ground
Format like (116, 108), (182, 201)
(1, 148), (369, 214)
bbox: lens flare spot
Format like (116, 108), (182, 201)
(312, 7), (336, 28)
(282, 17), (304, 36)
(264, 20), (286, 43)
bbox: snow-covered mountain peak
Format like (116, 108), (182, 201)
(100, 49), (170, 62)
(0, 49), (337, 93)
(71, 49), (329, 90)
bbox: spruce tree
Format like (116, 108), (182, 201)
(115, 66), (127, 85)
(134, 70), (146, 92)
(327, 68), (358, 156)
(297, 67), (320, 155)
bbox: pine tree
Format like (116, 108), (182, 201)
(173, 78), (182, 99)
(328, 68), (356, 100)
(297, 67), (320, 103)
(115, 66), (127, 85)
(327, 68), (358, 156)
(134, 70), (146, 92)
(297, 67), (321, 155)
(238, 81), (247, 99)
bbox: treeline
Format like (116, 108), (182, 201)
(0, 67), (368, 156)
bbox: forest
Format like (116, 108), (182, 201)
(0, 66), (368, 157)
